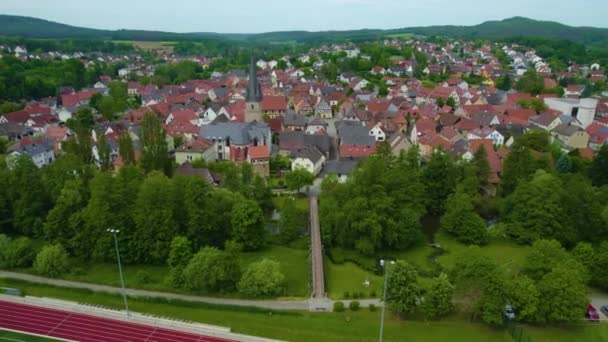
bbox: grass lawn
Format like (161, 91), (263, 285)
(393, 244), (436, 276)
(435, 232), (531, 273)
(325, 261), (382, 299)
(16, 244), (310, 299)
(0, 330), (58, 342)
(272, 195), (309, 213)
(1, 278), (605, 342)
(235, 245), (310, 298)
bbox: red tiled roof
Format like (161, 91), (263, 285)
(340, 144), (376, 158)
(171, 110), (198, 123)
(261, 96), (287, 111)
(2, 110), (30, 124)
(248, 146), (270, 160)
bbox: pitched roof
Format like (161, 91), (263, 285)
(248, 145), (270, 159)
(292, 145), (323, 164)
(175, 137), (212, 153)
(261, 96), (287, 111)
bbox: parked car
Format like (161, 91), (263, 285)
(601, 305), (608, 317)
(587, 305), (600, 321)
(504, 305), (516, 321)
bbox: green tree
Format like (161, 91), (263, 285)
(518, 98), (548, 113)
(285, 168), (314, 193)
(473, 145), (490, 189)
(1, 237), (35, 269)
(446, 96), (456, 109)
(572, 242), (595, 274)
(118, 133), (136, 166)
(140, 112), (171, 175)
(501, 171), (573, 245)
(516, 70), (545, 95)
(44, 180), (86, 245)
(441, 189), (487, 245)
(9, 156), (49, 236)
(386, 261), (420, 315)
(97, 132), (112, 171)
(278, 198), (302, 243)
(508, 275), (540, 322)
(422, 273), (454, 319)
(537, 266), (588, 323)
(423, 150), (456, 214)
(230, 200), (266, 251)
(590, 242), (608, 290)
(495, 75), (512, 91)
(132, 172), (177, 263)
(523, 239), (571, 281)
(182, 247), (241, 292)
(33, 244), (69, 278)
(166, 236), (193, 287)
(478, 270), (509, 325)
(436, 97), (445, 107)
(590, 144), (608, 186)
(238, 258), (285, 297)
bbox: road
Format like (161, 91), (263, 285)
(590, 292), (608, 321)
(0, 271), (383, 312)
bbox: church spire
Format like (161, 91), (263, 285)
(247, 55), (261, 102)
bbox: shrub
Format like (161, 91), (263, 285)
(33, 244), (69, 278)
(3, 237), (35, 268)
(370, 290), (377, 298)
(343, 291), (350, 299)
(135, 270), (151, 284)
(333, 301), (345, 312)
(238, 259), (285, 297)
(369, 303), (377, 312)
(349, 301), (360, 311)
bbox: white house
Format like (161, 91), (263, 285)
(7, 139), (55, 168)
(369, 123), (386, 142)
(467, 128), (504, 146)
(544, 98), (598, 129)
(353, 79), (369, 92)
(291, 145), (326, 176)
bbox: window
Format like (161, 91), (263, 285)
(572, 107), (579, 118)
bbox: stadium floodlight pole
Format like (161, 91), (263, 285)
(107, 229), (130, 317)
(379, 259), (395, 342)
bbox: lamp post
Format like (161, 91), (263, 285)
(379, 259), (394, 342)
(107, 229), (129, 317)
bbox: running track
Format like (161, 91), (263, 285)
(0, 300), (234, 342)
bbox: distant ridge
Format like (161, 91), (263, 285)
(1, 15), (607, 45)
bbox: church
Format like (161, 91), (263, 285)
(245, 56), (263, 123)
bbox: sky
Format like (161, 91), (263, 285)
(1, 0), (606, 33)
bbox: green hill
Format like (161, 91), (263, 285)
(1, 15), (607, 46)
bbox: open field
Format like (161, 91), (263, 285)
(435, 232), (532, 272)
(1, 279), (607, 342)
(15, 244), (310, 299)
(325, 261), (382, 299)
(0, 330), (58, 342)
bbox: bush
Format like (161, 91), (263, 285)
(343, 291), (350, 299)
(349, 301), (360, 311)
(238, 259), (285, 297)
(3, 237), (35, 269)
(370, 290), (377, 298)
(369, 303), (377, 312)
(333, 301), (345, 312)
(135, 270), (151, 284)
(182, 247), (241, 293)
(33, 244), (69, 278)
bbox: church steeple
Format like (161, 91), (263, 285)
(247, 56), (262, 102)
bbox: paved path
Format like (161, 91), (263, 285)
(309, 196), (325, 300)
(0, 271), (309, 311)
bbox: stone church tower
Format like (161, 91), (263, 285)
(245, 56), (263, 122)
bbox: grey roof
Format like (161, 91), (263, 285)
(0, 122), (33, 137)
(246, 57), (262, 102)
(212, 87), (228, 98)
(308, 117), (328, 127)
(283, 112), (308, 127)
(494, 124), (526, 137)
(292, 145), (324, 164)
(339, 125), (375, 146)
(279, 131), (331, 155)
(200, 122), (270, 146)
(552, 123), (582, 136)
(8, 139), (54, 156)
(322, 160), (358, 176)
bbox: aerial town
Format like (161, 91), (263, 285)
(1, 8), (608, 342)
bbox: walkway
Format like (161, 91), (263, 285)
(0, 271), (382, 312)
(0, 271), (308, 311)
(309, 196), (325, 300)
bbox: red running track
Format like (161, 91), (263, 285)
(0, 300), (234, 342)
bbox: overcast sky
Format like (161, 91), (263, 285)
(1, 0), (606, 33)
